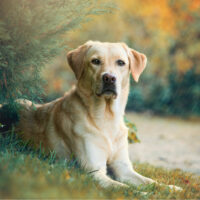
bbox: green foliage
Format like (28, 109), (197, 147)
(0, 132), (200, 199)
(165, 68), (200, 116)
(0, 0), (112, 106)
(127, 68), (200, 116)
(121, 2), (200, 117)
(0, 123), (3, 128)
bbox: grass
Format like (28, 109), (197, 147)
(0, 132), (200, 199)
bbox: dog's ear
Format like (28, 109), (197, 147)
(121, 43), (147, 82)
(129, 49), (147, 82)
(67, 42), (91, 80)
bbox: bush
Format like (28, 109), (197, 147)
(167, 68), (200, 116)
(127, 68), (200, 117)
(0, 0), (112, 107)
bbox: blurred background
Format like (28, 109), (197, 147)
(42, 0), (200, 174)
(44, 0), (200, 118)
(0, 0), (200, 174)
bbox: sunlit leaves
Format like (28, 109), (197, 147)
(124, 118), (140, 143)
(64, 170), (71, 180)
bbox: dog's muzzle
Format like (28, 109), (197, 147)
(97, 73), (117, 97)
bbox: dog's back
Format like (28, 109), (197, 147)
(0, 98), (61, 150)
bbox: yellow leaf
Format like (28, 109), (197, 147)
(64, 171), (71, 180)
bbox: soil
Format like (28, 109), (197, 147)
(126, 112), (200, 175)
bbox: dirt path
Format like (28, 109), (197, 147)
(126, 112), (200, 175)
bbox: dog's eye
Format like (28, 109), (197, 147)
(116, 59), (125, 66)
(91, 58), (101, 65)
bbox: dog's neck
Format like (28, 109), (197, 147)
(75, 81), (129, 122)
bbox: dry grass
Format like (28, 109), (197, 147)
(0, 132), (200, 199)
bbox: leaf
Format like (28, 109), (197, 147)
(181, 178), (190, 184)
(64, 170), (71, 180)
(0, 123), (5, 128)
(124, 117), (140, 143)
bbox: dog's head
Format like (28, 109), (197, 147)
(67, 41), (147, 99)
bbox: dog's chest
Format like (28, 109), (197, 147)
(99, 118), (119, 136)
(92, 100), (124, 153)
(95, 116), (123, 152)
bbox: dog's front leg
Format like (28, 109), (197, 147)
(76, 139), (128, 188)
(110, 146), (155, 186)
(110, 144), (182, 191)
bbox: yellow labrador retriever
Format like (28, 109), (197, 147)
(15, 41), (181, 190)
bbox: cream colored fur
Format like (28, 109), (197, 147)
(16, 41), (182, 191)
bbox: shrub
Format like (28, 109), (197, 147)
(127, 68), (200, 117)
(0, 0), (112, 107)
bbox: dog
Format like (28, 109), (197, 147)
(1, 41), (182, 191)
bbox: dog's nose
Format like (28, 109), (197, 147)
(102, 73), (116, 84)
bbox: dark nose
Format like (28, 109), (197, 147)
(102, 73), (116, 84)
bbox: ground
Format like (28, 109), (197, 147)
(0, 112), (200, 199)
(127, 112), (200, 175)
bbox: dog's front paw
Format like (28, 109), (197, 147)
(168, 184), (183, 192)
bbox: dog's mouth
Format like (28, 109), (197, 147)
(102, 89), (117, 95)
(96, 86), (117, 99)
